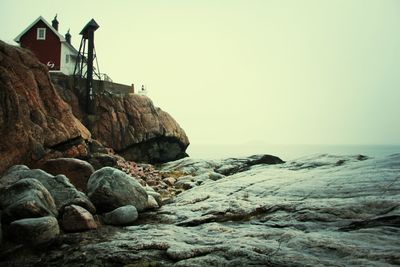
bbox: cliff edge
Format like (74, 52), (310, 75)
(52, 74), (189, 164)
(0, 41), (90, 174)
(0, 40), (189, 172)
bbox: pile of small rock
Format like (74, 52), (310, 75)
(0, 159), (161, 249)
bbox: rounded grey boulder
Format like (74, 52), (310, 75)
(0, 178), (57, 223)
(87, 167), (148, 213)
(1, 166), (95, 214)
(9, 216), (60, 246)
(103, 205), (138, 226)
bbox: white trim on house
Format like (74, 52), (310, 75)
(14, 16), (66, 43)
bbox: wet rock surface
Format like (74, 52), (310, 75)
(1, 153), (399, 266)
(8, 216), (59, 246)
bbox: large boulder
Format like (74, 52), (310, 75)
(1, 165), (95, 214)
(87, 167), (148, 213)
(37, 158), (95, 192)
(103, 205), (138, 226)
(94, 95), (190, 163)
(0, 178), (57, 223)
(8, 216), (59, 246)
(0, 41), (91, 174)
(61, 205), (97, 232)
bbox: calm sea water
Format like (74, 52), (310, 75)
(186, 144), (400, 161)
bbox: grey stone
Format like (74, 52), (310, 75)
(9, 216), (59, 246)
(146, 190), (162, 207)
(0, 165), (29, 188)
(87, 167), (148, 212)
(103, 205), (138, 226)
(0, 178), (57, 223)
(174, 179), (195, 190)
(146, 195), (159, 210)
(1, 166), (95, 214)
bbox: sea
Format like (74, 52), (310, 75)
(186, 144), (400, 161)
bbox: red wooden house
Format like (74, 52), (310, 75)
(14, 15), (78, 75)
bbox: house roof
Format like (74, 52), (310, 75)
(14, 16), (66, 43)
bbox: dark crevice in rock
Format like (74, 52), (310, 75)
(339, 215), (400, 231)
(48, 137), (85, 152)
(214, 155), (285, 176)
(118, 136), (189, 164)
(176, 205), (292, 227)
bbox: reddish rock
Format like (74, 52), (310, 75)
(37, 158), (95, 192)
(61, 205), (97, 232)
(0, 41), (90, 174)
(52, 74), (190, 164)
(93, 95), (189, 163)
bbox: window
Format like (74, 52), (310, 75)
(37, 28), (46, 40)
(66, 55), (69, 63)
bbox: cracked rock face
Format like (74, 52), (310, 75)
(0, 41), (90, 174)
(2, 153), (399, 266)
(51, 74), (190, 164)
(90, 94), (190, 164)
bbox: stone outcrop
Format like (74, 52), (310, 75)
(87, 167), (149, 213)
(0, 39), (189, 169)
(2, 153), (399, 266)
(0, 41), (91, 174)
(93, 94), (189, 164)
(51, 73), (190, 164)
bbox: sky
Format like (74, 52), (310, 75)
(1, 0), (400, 149)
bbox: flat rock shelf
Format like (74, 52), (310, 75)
(1, 153), (399, 266)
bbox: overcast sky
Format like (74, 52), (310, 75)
(1, 0), (400, 147)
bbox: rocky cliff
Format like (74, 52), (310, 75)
(52, 74), (190, 164)
(0, 40), (189, 173)
(0, 41), (90, 174)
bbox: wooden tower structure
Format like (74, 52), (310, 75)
(73, 19), (100, 114)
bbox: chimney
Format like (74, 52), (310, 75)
(65, 29), (71, 44)
(52, 14), (59, 31)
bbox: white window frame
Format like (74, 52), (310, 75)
(37, 28), (46, 40)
